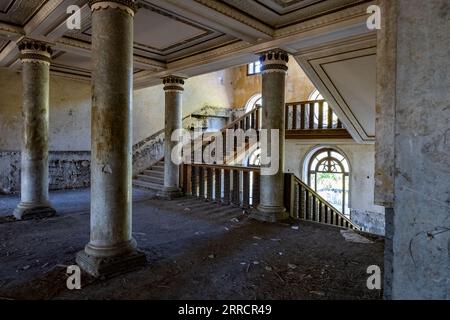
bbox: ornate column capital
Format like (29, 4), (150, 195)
(163, 75), (185, 93)
(259, 49), (289, 74)
(89, 0), (137, 17)
(17, 38), (53, 65)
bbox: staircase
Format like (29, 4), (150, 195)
(133, 160), (165, 191)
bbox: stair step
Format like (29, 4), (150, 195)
(150, 165), (164, 172)
(137, 175), (164, 184)
(143, 170), (164, 177)
(132, 179), (164, 191)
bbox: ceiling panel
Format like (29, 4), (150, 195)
(0, 0), (48, 26)
(322, 55), (376, 137)
(220, 0), (369, 27)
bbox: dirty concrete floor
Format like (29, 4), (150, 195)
(0, 188), (384, 300)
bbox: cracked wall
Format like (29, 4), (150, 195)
(377, 0), (450, 299)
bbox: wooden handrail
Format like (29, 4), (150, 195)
(221, 106), (261, 132)
(189, 163), (261, 172)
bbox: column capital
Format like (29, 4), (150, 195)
(163, 75), (185, 93)
(17, 38), (53, 65)
(89, 0), (137, 17)
(259, 49), (289, 74)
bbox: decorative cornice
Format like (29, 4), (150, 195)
(259, 49), (289, 74)
(163, 75), (185, 92)
(17, 38), (53, 65)
(89, 0), (137, 17)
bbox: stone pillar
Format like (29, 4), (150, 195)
(376, 0), (450, 299)
(76, 0), (145, 278)
(251, 49), (289, 222)
(14, 39), (56, 220)
(157, 76), (184, 199)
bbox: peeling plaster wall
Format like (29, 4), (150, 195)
(0, 151), (91, 194)
(133, 70), (234, 144)
(285, 140), (385, 234)
(0, 68), (234, 192)
(227, 59), (316, 108)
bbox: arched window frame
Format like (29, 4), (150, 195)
(306, 147), (350, 215)
(245, 93), (262, 112)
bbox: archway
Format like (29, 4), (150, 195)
(305, 147), (350, 216)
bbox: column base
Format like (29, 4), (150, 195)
(157, 187), (183, 200)
(250, 204), (289, 222)
(76, 249), (147, 279)
(14, 202), (56, 220)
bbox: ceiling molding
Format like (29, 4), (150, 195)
(294, 33), (377, 143)
(192, 0), (274, 36)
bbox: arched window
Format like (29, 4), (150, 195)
(247, 148), (261, 166)
(307, 90), (338, 128)
(245, 93), (262, 112)
(308, 148), (350, 216)
(309, 89), (324, 101)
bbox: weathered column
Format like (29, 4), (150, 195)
(14, 39), (56, 220)
(376, 0), (450, 299)
(251, 49), (289, 222)
(157, 76), (184, 199)
(76, 0), (145, 278)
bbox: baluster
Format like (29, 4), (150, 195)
(232, 170), (240, 206)
(327, 106), (333, 129)
(191, 166), (198, 197)
(214, 168), (222, 202)
(223, 169), (230, 204)
(309, 102), (315, 129)
(318, 101), (324, 129)
(251, 111), (256, 129)
(312, 195), (317, 221)
(293, 183), (299, 219)
(206, 167), (213, 201)
(243, 171), (250, 209)
(299, 185), (305, 220)
(252, 171), (260, 207)
(337, 119), (343, 129)
(256, 108), (261, 130)
(319, 202), (323, 223)
(285, 105), (289, 130)
(324, 206), (329, 224)
(305, 190), (310, 220)
(198, 167), (205, 199)
(184, 165), (192, 196)
(292, 104), (298, 130)
(300, 103), (305, 130)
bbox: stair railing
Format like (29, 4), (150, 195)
(182, 163), (261, 209)
(284, 173), (359, 230)
(285, 99), (343, 130)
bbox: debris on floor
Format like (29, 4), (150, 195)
(340, 230), (374, 244)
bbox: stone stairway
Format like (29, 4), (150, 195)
(161, 197), (246, 220)
(133, 160), (165, 191)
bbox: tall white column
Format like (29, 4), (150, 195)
(157, 76), (184, 199)
(251, 49), (289, 222)
(76, 0), (145, 278)
(14, 38), (56, 220)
